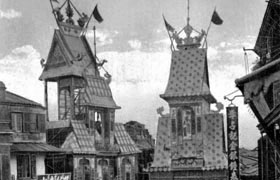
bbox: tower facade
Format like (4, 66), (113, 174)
(148, 16), (228, 180)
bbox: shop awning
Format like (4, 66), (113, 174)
(11, 143), (67, 153)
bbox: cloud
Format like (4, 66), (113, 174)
(0, 45), (43, 104)
(128, 39), (142, 50)
(86, 29), (118, 46)
(0, 9), (22, 19)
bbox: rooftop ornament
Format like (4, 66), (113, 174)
(50, 0), (89, 28)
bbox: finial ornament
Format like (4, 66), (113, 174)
(163, 0), (206, 50)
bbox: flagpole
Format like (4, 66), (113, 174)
(202, 7), (216, 48)
(167, 30), (175, 51)
(162, 14), (175, 51)
(93, 25), (97, 59)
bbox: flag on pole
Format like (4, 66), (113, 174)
(163, 15), (175, 33)
(93, 5), (103, 23)
(211, 10), (223, 25)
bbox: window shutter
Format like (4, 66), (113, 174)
(24, 113), (30, 132)
(2, 155), (9, 179)
(11, 114), (16, 131)
(29, 114), (37, 132)
(37, 114), (46, 133)
(31, 155), (36, 178)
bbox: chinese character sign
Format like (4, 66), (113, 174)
(227, 106), (239, 180)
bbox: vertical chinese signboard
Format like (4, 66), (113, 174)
(227, 106), (239, 180)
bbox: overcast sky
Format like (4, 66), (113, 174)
(0, 0), (267, 149)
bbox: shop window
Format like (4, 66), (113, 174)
(17, 154), (36, 179)
(11, 113), (23, 132)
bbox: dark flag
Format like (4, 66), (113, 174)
(211, 10), (223, 25)
(93, 5), (103, 23)
(163, 15), (175, 33)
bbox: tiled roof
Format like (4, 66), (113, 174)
(11, 142), (65, 153)
(161, 48), (216, 103)
(1, 91), (44, 107)
(80, 75), (119, 109)
(151, 116), (171, 167)
(114, 123), (141, 154)
(61, 120), (96, 154)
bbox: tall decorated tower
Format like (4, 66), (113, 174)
(40, 1), (140, 180)
(148, 2), (228, 180)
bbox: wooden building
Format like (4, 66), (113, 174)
(147, 11), (227, 180)
(0, 81), (62, 180)
(235, 1), (280, 179)
(41, 1), (140, 180)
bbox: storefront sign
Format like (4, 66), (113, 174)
(227, 106), (239, 180)
(38, 173), (71, 180)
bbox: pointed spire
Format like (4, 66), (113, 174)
(187, 0), (190, 26)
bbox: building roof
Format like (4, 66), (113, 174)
(11, 142), (65, 153)
(114, 123), (141, 154)
(40, 27), (97, 81)
(160, 48), (216, 103)
(80, 75), (120, 109)
(1, 91), (44, 108)
(61, 120), (96, 154)
(151, 113), (227, 170)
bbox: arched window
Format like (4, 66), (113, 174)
(79, 158), (91, 180)
(122, 158), (131, 180)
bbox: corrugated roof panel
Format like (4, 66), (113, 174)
(114, 123), (140, 154)
(71, 120), (96, 153)
(80, 76), (119, 109)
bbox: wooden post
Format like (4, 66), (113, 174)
(44, 81), (49, 122)
(70, 77), (75, 120)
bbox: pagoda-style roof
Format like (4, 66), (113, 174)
(160, 48), (216, 103)
(40, 23), (97, 81)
